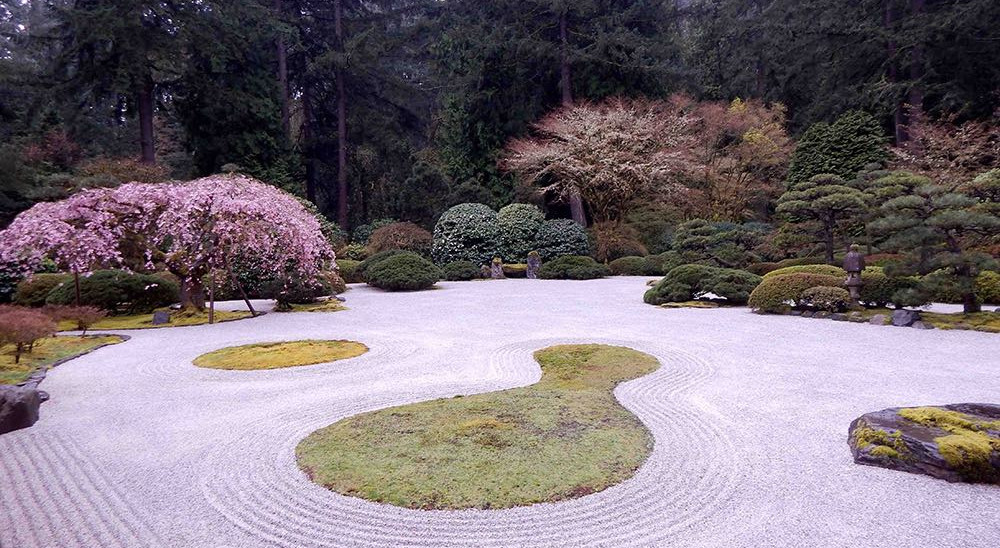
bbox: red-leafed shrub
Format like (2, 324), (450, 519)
(0, 306), (57, 363)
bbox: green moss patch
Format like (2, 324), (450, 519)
(58, 309), (253, 331)
(899, 407), (1000, 482)
(660, 301), (721, 309)
(1, 335), (125, 385)
(193, 340), (368, 371)
(296, 344), (659, 510)
(282, 300), (347, 313)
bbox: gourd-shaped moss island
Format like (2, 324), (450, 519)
(295, 344), (660, 510)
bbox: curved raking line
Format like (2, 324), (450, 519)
(198, 338), (740, 547)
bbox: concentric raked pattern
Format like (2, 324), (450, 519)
(1, 278), (999, 548)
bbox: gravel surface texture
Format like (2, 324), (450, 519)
(1, 277), (997, 547)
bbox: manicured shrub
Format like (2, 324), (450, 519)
(498, 203), (545, 262)
(13, 273), (72, 307)
(763, 264), (846, 279)
(643, 265), (761, 305)
(336, 260), (363, 284)
(42, 305), (106, 334)
(0, 306), (57, 363)
(431, 203), (502, 265)
(45, 270), (179, 314)
(263, 273), (330, 309)
(538, 256), (610, 280)
(747, 272), (843, 313)
(532, 219), (590, 261)
(339, 243), (369, 261)
(352, 218), (397, 245)
(646, 251), (684, 275)
(442, 261), (481, 281)
(365, 252), (442, 291)
(589, 222), (648, 262)
(858, 267), (920, 308)
(977, 271), (1000, 304)
(610, 256), (647, 276)
(367, 222), (433, 256)
(800, 286), (852, 312)
(356, 249), (412, 281)
(746, 262), (780, 275)
(323, 271), (347, 295)
(503, 264), (528, 278)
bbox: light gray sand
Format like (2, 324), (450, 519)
(1, 277), (997, 547)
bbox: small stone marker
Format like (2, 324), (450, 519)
(869, 314), (887, 325)
(152, 311), (171, 325)
(842, 244), (865, 305)
(526, 251), (542, 279)
(490, 257), (505, 279)
(891, 309), (919, 327)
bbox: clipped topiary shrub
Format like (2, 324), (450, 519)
(431, 203), (502, 265)
(609, 256), (647, 276)
(762, 264), (846, 279)
(643, 265), (761, 305)
(977, 271), (1000, 305)
(498, 203), (545, 262)
(800, 286), (851, 312)
(13, 273), (72, 307)
(533, 219), (590, 261)
(589, 222), (649, 262)
(356, 249), (412, 282)
(747, 272), (843, 313)
(538, 256), (609, 280)
(367, 222), (433, 256)
(366, 252), (442, 291)
(859, 266), (920, 308)
(336, 260), (363, 284)
(45, 270), (179, 314)
(442, 261), (481, 281)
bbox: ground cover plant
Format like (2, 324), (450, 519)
(537, 256), (609, 280)
(193, 340), (368, 371)
(0, 335), (124, 385)
(58, 310), (253, 330)
(644, 265), (761, 305)
(296, 344), (659, 510)
(365, 253), (442, 291)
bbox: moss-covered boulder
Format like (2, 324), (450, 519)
(848, 404), (1000, 484)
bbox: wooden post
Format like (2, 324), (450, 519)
(208, 274), (215, 324)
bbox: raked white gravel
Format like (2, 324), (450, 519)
(1, 277), (998, 548)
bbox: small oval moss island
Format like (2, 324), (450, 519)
(295, 344), (660, 510)
(193, 340), (368, 370)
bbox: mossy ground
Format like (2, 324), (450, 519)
(193, 340), (368, 371)
(282, 300), (347, 313)
(295, 344), (659, 510)
(851, 424), (909, 460)
(899, 407), (1000, 482)
(0, 335), (125, 385)
(660, 301), (721, 309)
(58, 309), (253, 331)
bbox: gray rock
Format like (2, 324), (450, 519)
(813, 311), (832, 319)
(891, 309), (920, 327)
(526, 256), (542, 279)
(800, 311), (814, 318)
(490, 262), (505, 279)
(831, 313), (848, 321)
(847, 311), (865, 323)
(848, 403), (1000, 484)
(152, 310), (171, 325)
(869, 314), (887, 326)
(0, 386), (43, 435)
(911, 321), (933, 330)
(785, 310), (802, 316)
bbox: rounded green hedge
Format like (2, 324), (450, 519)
(336, 259), (363, 284)
(747, 272), (843, 313)
(609, 256), (647, 276)
(800, 286), (851, 312)
(858, 266), (920, 308)
(533, 220), (590, 261)
(13, 273), (72, 307)
(643, 264), (761, 305)
(431, 203), (502, 265)
(356, 249), (411, 282)
(442, 261), (481, 281)
(365, 253), (442, 291)
(538, 256), (609, 280)
(46, 270), (179, 314)
(498, 203), (545, 262)
(762, 264), (846, 279)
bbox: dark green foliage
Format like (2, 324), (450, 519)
(670, 220), (767, 269)
(645, 252), (685, 276)
(336, 260), (364, 284)
(787, 111), (888, 184)
(643, 265), (761, 306)
(609, 257), (647, 276)
(859, 267), (921, 308)
(13, 274), (71, 307)
(538, 256), (609, 280)
(532, 220), (591, 262)
(976, 271), (1000, 305)
(747, 273), (844, 313)
(365, 253), (442, 291)
(871, 183), (1000, 312)
(431, 203), (502, 265)
(799, 286), (851, 312)
(353, 219), (399, 246)
(45, 270), (179, 314)
(442, 261), (481, 281)
(776, 174), (868, 264)
(497, 203), (545, 262)
(339, 244), (369, 261)
(763, 265), (846, 279)
(356, 250), (412, 282)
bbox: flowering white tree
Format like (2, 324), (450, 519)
(0, 175), (334, 310)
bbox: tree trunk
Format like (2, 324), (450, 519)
(275, 0), (291, 139)
(824, 219), (835, 265)
(179, 277), (206, 311)
(303, 86), (317, 203)
(558, 10), (586, 226)
(137, 76), (156, 164)
(73, 271), (81, 307)
(334, 0), (349, 230)
(884, 1), (908, 145)
(907, 0), (925, 113)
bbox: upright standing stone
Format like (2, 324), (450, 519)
(152, 310), (171, 325)
(843, 244), (865, 305)
(490, 257), (505, 279)
(526, 251), (542, 279)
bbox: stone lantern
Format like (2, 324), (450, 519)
(843, 244), (865, 304)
